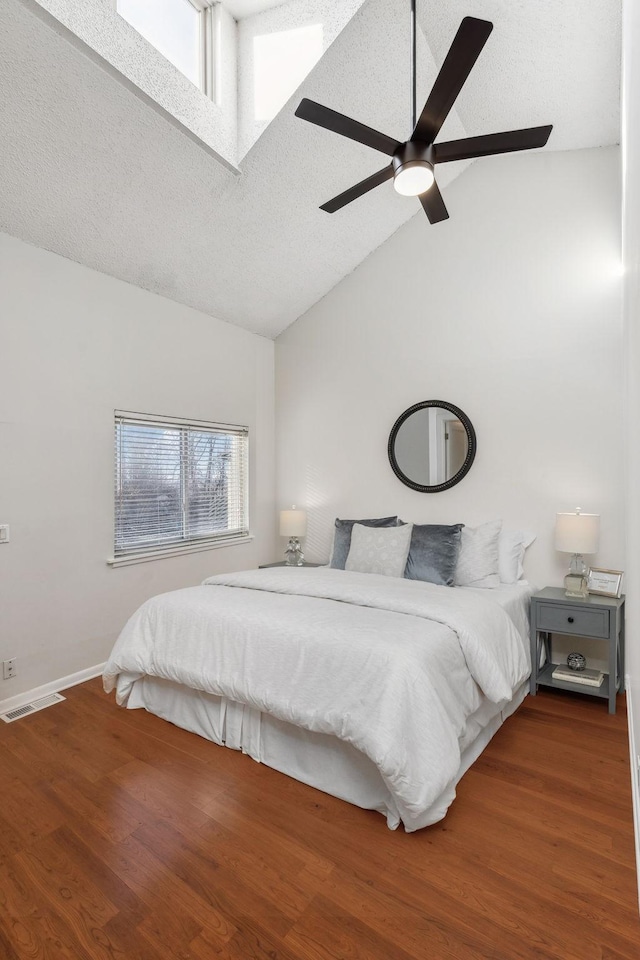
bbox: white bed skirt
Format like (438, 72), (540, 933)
(123, 674), (528, 831)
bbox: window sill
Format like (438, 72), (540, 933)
(107, 534), (254, 567)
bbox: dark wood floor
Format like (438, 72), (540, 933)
(0, 679), (638, 960)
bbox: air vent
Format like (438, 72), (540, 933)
(0, 692), (65, 723)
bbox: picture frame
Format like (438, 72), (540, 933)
(586, 567), (623, 598)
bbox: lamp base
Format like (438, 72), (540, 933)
(564, 572), (588, 598)
(285, 538), (305, 566)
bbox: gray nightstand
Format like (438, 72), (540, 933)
(258, 561), (324, 568)
(529, 587), (625, 714)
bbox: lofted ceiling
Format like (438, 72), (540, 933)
(0, 0), (621, 339)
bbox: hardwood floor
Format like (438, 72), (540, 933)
(0, 679), (638, 959)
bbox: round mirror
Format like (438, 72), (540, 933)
(388, 400), (476, 493)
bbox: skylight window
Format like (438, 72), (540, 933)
(253, 24), (323, 122)
(117, 0), (217, 97)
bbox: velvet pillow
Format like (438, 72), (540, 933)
(454, 519), (503, 588)
(404, 523), (464, 586)
(346, 523), (413, 578)
(329, 516), (398, 569)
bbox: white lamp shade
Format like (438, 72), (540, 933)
(555, 511), (600, 554)
(279, 508), (307, 538)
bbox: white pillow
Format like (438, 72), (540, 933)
(454, 520), (502, 588)
(346, 523), (413, 578)
(499, 530), (536, 583)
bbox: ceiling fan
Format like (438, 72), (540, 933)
(295, 1), (552, 223)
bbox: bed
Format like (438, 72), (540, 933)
(103, 565), (534, 832)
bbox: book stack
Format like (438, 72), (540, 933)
(551, 664), (604, 687)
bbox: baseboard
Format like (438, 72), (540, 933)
(625, 677), (640, 914)
(0, 662), (105, 714)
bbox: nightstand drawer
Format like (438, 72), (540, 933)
(537, 603), (610, 638)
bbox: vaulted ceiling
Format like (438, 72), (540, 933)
(0, 0), (621, 339)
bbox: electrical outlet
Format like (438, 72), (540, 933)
(2, 659), (16, 680)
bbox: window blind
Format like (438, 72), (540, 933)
(114, 411), (249, 558)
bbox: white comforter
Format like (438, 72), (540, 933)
(103, 567), (530, 830)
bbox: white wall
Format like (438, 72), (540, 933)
(276, 146), (624, 591)
(0, 232), (276, 704)
(622, 0), (640, 902)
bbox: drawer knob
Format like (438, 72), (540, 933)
(567, 616), (574, 623)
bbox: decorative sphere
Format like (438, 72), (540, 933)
(567, 652), (586, 672)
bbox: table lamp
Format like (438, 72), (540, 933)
(554, 508), (600, 598)
(279, 506), (307, 566)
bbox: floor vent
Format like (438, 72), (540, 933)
(0, 692), (66, 723)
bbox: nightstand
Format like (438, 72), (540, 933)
(258, 561), (324, 568)
(529, 587), (625, 714)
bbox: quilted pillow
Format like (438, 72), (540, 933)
(404, 523), (464, 586)
(346, 523), (413, 578)
(329, 516), (398, 569)
(454, 519), (503, 588)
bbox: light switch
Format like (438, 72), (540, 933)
(0, 525), (9, 543)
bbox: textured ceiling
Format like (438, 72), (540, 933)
(418, 0), (621, 152)
(0, 0), (621, 339)
(223, 0), (296, 18)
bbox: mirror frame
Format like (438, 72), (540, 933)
(388, 400), (477, 493)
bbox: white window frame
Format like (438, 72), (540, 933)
(115, 0), (221, 103)
(109, 410), (251, 567)
(190, 0), (220, 102)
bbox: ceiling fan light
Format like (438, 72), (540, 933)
(393, 161), (435, 197)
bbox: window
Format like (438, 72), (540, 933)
(253, 23), (323, 122)
(116, 0), (218, 99)
(114, 411), (249, 561)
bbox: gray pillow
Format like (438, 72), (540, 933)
(404, 523), (464, 586)
(329, 516), (398, 569)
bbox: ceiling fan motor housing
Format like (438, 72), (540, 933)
(392, 141), (435, 179)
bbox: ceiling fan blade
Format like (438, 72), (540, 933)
(419, 182), (449, 224)
(320, 166), (394, 213)
(411, 17), (493, 145)
(434, 125), (553, 163)
(296, 99), (402, 157)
